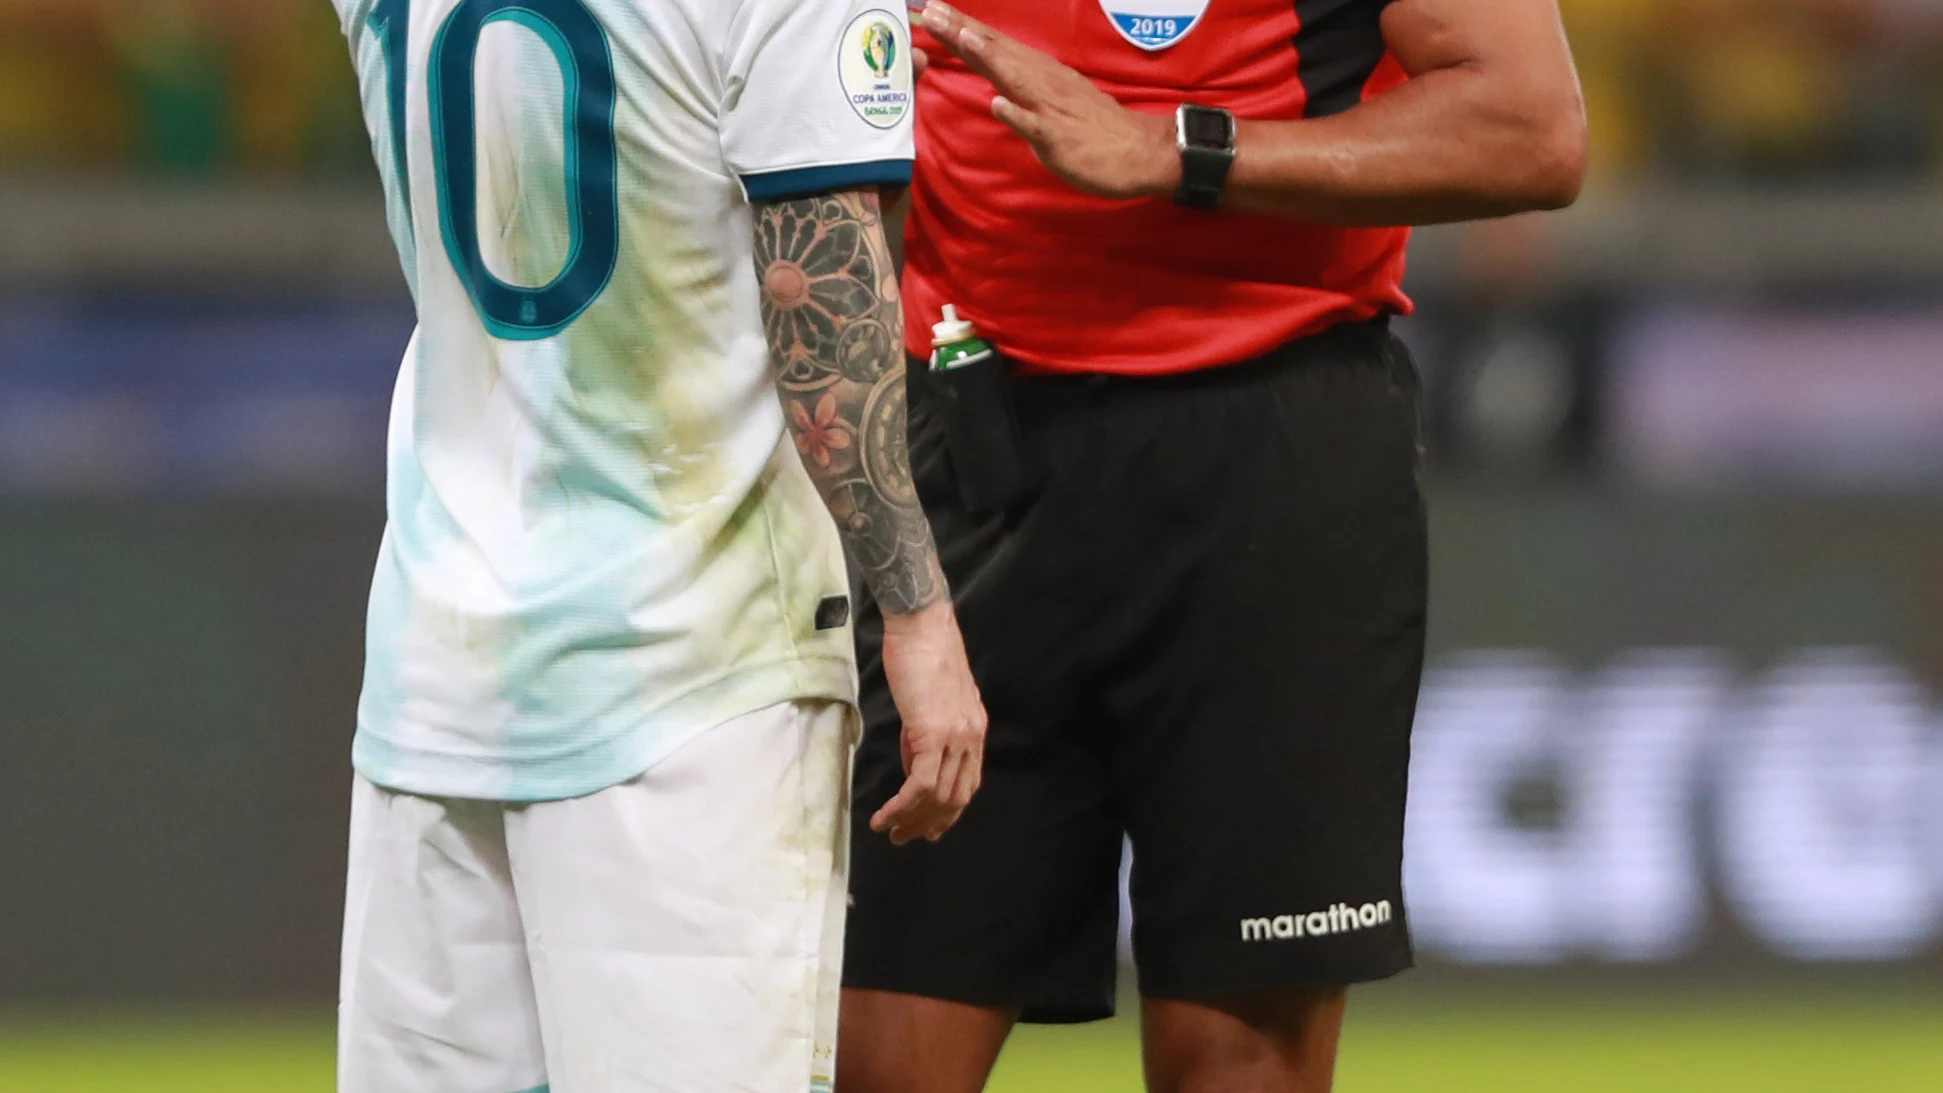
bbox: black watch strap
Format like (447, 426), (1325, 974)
(1174, 103), (1236, 211)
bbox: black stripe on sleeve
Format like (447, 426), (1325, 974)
(1293, 0), (1392, 119)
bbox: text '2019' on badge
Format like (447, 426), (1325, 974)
(1099, 0), (1210, 51)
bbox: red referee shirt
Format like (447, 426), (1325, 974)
(903, 0), (1412, 375)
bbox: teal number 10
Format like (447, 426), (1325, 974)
(369, 0), (620, 340)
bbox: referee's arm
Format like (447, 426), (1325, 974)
(1221, 0), (1588, 224)
(918, 0), (1587, 225)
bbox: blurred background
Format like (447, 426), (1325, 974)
(2, 0), (1941, 1090)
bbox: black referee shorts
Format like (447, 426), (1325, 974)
(844, 318), (1427, 1022)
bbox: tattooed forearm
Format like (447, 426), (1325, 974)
(753, 189), (944, 616)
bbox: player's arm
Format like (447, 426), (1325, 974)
(916, 0), (1588, 225)
(751, 188), (986, 845)
(755, 189), (939, 616)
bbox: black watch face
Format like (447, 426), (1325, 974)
(1182, 108), (1233, 150)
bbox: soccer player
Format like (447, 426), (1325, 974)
(327, 2), (984, 1091)
(840, 2), (1586, 1091)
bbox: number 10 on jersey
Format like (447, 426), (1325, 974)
(369, 0), (621, 340)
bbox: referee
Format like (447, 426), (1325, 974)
(843, 2), (1586, 1091)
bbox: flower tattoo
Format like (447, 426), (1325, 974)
(790, 391), (856, 468)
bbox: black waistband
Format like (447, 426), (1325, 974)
(908, 316), (1394, 406)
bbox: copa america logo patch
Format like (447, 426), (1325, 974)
(1098, 0), (1210, 51)
(839, 11), (913, 129)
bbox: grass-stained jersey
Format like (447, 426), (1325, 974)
(330, 0), (915, 800)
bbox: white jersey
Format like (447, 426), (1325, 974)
(331, 0), (916, 801)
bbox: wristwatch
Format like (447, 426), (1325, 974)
(1174, 103), (1237, 211)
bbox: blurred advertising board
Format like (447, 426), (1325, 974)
(1403, 495), (1943, 970)
(1610, 307), (1943, 491)
(9, 493), (1931, 1004)
(7, 300), (1943, 495)
(0, 300), (402, 495)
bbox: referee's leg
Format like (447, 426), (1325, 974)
(1142, 991), (1349, 1093)
(1115, 327), (1426, 1093)
(837, 992), (1015, 1093)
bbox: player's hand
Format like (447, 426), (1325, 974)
(872, 598), (987, 846)
(917, 1), (1179, 200)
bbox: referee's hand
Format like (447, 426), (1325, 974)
(917, 1), (1178, 200)
(873, 599), (988, 846)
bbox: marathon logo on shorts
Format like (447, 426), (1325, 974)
(1240, 901), (1393, 942)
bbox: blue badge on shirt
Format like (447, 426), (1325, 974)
(1098, 0), (1210, 51)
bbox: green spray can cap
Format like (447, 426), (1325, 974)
(930, 305), (995, 370)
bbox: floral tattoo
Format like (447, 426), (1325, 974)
(754, 190), (942, 616)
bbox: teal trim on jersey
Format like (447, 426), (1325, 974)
(429, 0), (620, 341)
(368, 0), (412, 226)
(367, 0), (419, 293)
(741, 159), (914, 202)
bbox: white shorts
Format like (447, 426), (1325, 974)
(338, 700), (855, 1093)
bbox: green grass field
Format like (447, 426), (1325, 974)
(6, 988), (1940, 1092)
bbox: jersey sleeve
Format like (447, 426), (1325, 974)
(719, 0), (916, 202)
